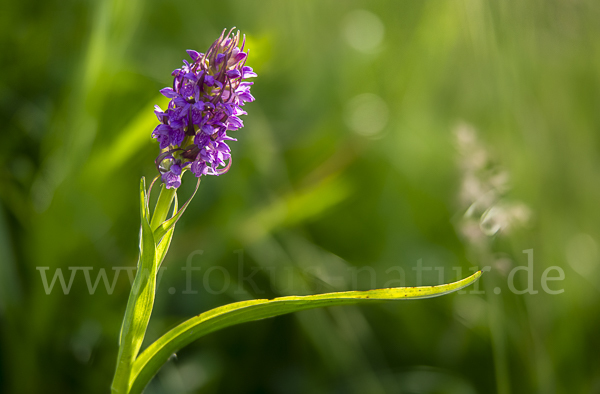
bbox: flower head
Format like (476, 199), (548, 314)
(152, 28), (257, 188)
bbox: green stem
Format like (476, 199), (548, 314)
(111, 182), (176, 394)
(150, 185), (176, 231)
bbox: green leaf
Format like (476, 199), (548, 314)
(112, 178), (159, 394)
(128, 270), (482, 393)
(152, 178), (200, 243)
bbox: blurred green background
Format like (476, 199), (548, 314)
(1, 0), (600, 393)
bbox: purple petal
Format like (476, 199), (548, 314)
(204, 75), (215, 86)
(201, 124), (216, 135)
(191, 160), (208, 177)
(173, 97), (189, 108)
(215, 142), (231, 153)
(171, 128), (185, 146)
(160, 87), (179, 98)
(184, 72), (198, 82)
(238, 91), (255, 103)
(227, 116), (243, 130)
(194, 132), (209, 147)
(186, 49), (202, 62)
(170, 163), (182, 175)
(154, 105), (169, 122)
(234, 52), (247, 63)
(242, 66), (257, 78)
(162, 171), (181, 189)
(226, 69), (241, 79)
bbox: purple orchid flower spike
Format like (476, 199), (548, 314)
(151, 28), (257, 189)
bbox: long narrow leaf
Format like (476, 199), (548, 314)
(112, 177), (159, 394)
(129, 270), (482, 393)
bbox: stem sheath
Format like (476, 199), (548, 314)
(150, 185), (176, 231)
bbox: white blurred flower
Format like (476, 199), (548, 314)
(454, 122), (531, 242)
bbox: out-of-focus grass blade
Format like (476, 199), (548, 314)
(128, 271), (482, 393)
(236, 174), (353, 244)
(111, 177), (158, 394)
(85, 96), (170, 182)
